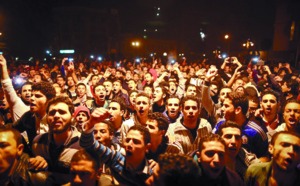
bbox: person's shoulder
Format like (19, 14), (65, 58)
(247, 161), (270, 175)
(33, 132), (49, 143)
(225, 167), (244, 185)
(245, 120), (268, 140)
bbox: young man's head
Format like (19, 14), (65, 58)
(67, 76), (75, 87)
(181, 95), (201, 123)
(135, 92), (151, 119)
(20, 82), (32, 105)
(197, 133), (226, 179)
(103, 79), (113, 97)
(260, 90), (280, 117)
(113, 79), (122, 95)
(125, 125), (151, 167)
(108, 97), (125, 127)
(145, 113), (169, 149)
(91, 75), (99, 86)
(166, 95), (181, 120)
(217, 121), (242, 160)
(248, 96), (260, 117)
(186, 84), (197, 97)
(93, 83), (106, 104)
(153, 86), (167, 104)
(219, 86), (232, 103)
(282, 79), (299, 96)
(144, 72), (153, 85)
(128, 79), (137, 91)
(74, 106), (90, 130)
(232, 78), (245, 92)
(269, 131), (300, 172)
(33, 74), (42, 83)
(221, 92), (248, 121)
(143, 85), (153, 98)
(46, 96), (75, 134)
(210, 81), (219, 97)
(30, 82), (56, 115)
(169, 81), (177, 95)
(94, 120), (114, 147)
(0, 128), (24, 176)
(76, 83), (87, 98)
(283, 99), (300, 132)
(70, 149), (101, 186)
(128, 90), (138, 107)
(57, 76), (66, 88)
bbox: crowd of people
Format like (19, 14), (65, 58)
(0, 54), (300, 186)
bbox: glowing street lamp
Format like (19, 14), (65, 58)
(163, 52), (167, 56)
(224, 34), (229, 39)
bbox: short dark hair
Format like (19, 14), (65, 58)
(136, 92), (151, 104)
(32, 82), (56, 101)
(57, 76), (66, 81)
(128, 125), (151, 145)
(167, 95), (181, 105)
(261, 89), (280, 102)
(186, 84), (196, 92)
(93, 83), (105, 95)
(143, 85), (153, 91)
(199, 133), (225, 152)
(226, 92), (249, 116)
(110, 97), (126, 112)
(0, 128), (22, 146)
(271, 131), (300, 145)
(285, 79), (299, 95)
(181, 95), (200, 109)
(283, 99), (300, 112)
(76, 83), (86, 90)
(217, 121), (242, 136)
(157, 153), (200, 186)
(128, 90), (138, 97)
(46, 96), (75, 115)
(248, 96), (260, 105)
(21, 82), (33, 91)
(71, 149), (100, 171)
(97, 120), (114, 135)
(147, 112), (169, 132)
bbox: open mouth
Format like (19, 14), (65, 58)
(228, 147), (237, 152)
(139, 110), (144, 114)
(99, 95), (104, 98)
(188, 115), (194, 118)
(126, 151), (133, 157)
(285, 158), (293, 165)
(170, 111), (176, 114)
(30, 103), (36, 107)
(289, 118), (297, 125)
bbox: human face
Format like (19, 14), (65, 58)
(67, 77), (75, 87)
(129, 92), (137, 106)
(94, 85), (106, 102)
(77, 85), (86, 98)
(233, 79), (244, 91)
(91, 76), (99, 86)
(128, 80), (137, 91)
(103, 81), (113, 96)
(57, 77), (66, 88)
(261, 94), (278, 116)
(94, 123), (112, 147)
(145, 119), (163, 145)
(166, 98), (180, 119)
(47, 102), (72, 134)
(108, 102), (123, 123)
(0, 131), (23, 175)
(144, 87), (153, 97)
(33, 75), (41, 83)
(145, 74), (153, 85)
(221, 98), (235, 121)
(21, 84), (32, 104)
(283, 102), (300, 131)
(113, 82), (122, 94)
(75, 112), (88, 128)
(182, 100), (200, 123)
(281, 82), (290, 93)
(219, 88), (232, 103)
(124, 130), (148, 165)
(30, 91), (47, 114)
(248, 100), (259, 116)
(153, 87), (165, 103)
(135, 96), (150, 118)
(210, 84), (218, 97)
(221, 127), (242, 159)
(199, 141), (225, 179)
(269, 134), (300, 172)
(133, 74), (139, 82)
(186, 86), (197, 96)
(70, 160), (99, 186)
(169, 82), (177, 95)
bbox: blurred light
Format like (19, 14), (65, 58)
(98, 57), (102, 61)
(0, 52), (3, 55)
(136, 42), (140, 46)
(182, 57), (186, 59)
(213, 51), (215, 53)
(222, 54), (227, 58)
(182, 53), (184, 56)
(200, 32), (205, 39)
(155, 29), (158, 32)
(243, 43), (246, 47)
(154, 53), (156, 55)
(132, 42), (135, 46)
(16, 57), (19, 61)
(44, 58), (46, 61)
(69, 58), (74, 61)
(171, 59), (175, 64)
(136, 58), (140, 63)
(253, 57), (259, 62)
(49, 54), (52, 56)
(29, 57), (33, 61)
(90, 55), (94, 59)
(150, 53), (153, 57)
(163, 52), (167, 56)
(158, 7), (160, 10)
(15, 78), (22, 84)
(0, 33), (2, 35)
(143, 35), (147, 39)
(46, 50), (50, 54)
(218, 55), (222, 59)
(225, 35), (229, 39)
(203, 54), (206, 57)
(52, 57), (56, 60)
(250, 42), (254, 46)
(218, 51), (221, 53)
(144, 29), (146, 32)
(179, 54), (181, 56)
(60, 49), (75, 54)
(157, 13), (159, 16)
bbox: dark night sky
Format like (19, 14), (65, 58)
(0, 0), (276, 58)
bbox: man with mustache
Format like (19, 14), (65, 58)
(112, 79), (130, 106)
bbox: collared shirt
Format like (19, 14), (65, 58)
(261, 114), (280, 132)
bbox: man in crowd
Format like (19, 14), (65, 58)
(152, 85), (167, 113)
(87, 83), (108, 112)
(73, 83), (90, 107)
(80, 107), (154, 186)
(213, 92), (269, 162)
(145, 112), (183, 161)
(245, 131), (300, 185)
(74, 105), (90, 132)
(112, 79), (130, 105)
(163, 95), (183, 124)
(196, 133), (244, 185)
(216, 121), (261, 180)
(166, 95), (212, 154)
(32, 96), (81, 185)
(103, 79), (114, 102)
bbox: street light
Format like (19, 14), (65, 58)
(163, 52), (167, 56)
(224, 34), (229, 39)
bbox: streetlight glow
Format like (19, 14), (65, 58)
(163, 52), (167, 56)
(90, 55), (94, 59)
(225, 34), (229, 39)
